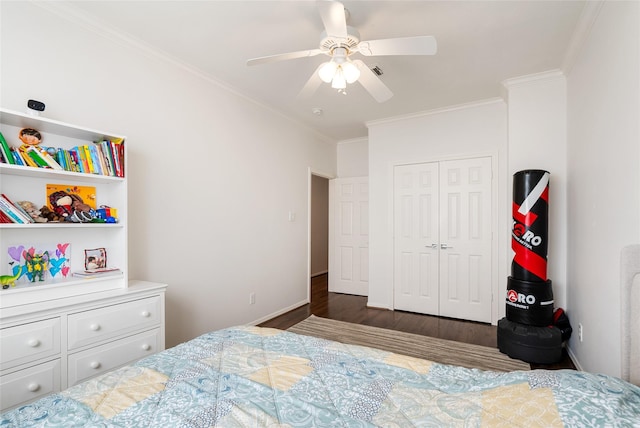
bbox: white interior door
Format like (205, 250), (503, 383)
(439, 157), (492, 322)
(393, 157), (493, 323)
(328, 177), (369, 296)
(393, 162), (440, 313)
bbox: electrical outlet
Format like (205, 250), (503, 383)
(249, 292), (256, 305)
(578, 323), (583, 342)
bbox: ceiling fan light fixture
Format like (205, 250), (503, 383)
(318, 61), (338, 83)
(331, 67), (347, 89)
(342, 61), (360, 83)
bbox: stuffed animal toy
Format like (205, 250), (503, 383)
(39, 205), (61, 222)
(17, 200), (48, 223)
(48, 190), (96, 222)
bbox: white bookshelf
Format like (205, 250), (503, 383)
(0, 108), (128, 308)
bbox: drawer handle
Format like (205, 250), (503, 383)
(142, 344), (151, 351)
(27, 383), (40, 392)
(28, 339), (41, 348)
(90, 323), (101, 331)
(90, 361), (101, 369)
(141, 311), (150, 318)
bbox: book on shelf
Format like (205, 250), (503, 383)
(11, 148), (25, 166)
(34, 146), (63, 170)
(1, 131), (125, 177)
(0, 209), (13, 223)
(24, 145), (48, 168)
(46, 184), (97, 209)
(0, 193), (33, 224)
(0, 132), (16, 165)
(72, 267), (121, 278)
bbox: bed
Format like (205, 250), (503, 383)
(2, 324), (639, 427)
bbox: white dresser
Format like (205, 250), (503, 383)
(0, 281), (167, 412)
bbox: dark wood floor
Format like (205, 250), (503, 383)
(259, 273), (575, 370)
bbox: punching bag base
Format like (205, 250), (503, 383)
(497, 318), (563, 364)
(506, 277), (554, 326)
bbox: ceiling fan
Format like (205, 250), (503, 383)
(246, 0), (437, 103)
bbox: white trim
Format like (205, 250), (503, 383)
(567, 345), (584, 372)
(561, 1), (605, 74)
(311, 270), (328, 278)
(337, 137), (369, 146)
(366, 98), (504, 129)
(248, 299), (309, 326)
(502, 70), (565, 89)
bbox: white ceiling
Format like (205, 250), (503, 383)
(62, 0), (587, 141)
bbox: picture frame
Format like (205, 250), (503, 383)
(84, 247), (106, 271)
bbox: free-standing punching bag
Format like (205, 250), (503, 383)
(506, 170), (554, 326)
(498, 170), (563, 364)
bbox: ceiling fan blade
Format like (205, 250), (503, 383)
(358, 35), (437, 56)
(297, 65), (324, 99)
(247, 49), (323, 66)
(353, 60), (393, 103)
(317, 0), (347, 39)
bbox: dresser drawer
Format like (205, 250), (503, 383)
(0, 359), (61, 412)
(0, 318), (61, 371)
(68, 296), (161, 350)
(67, 329), (160, 386)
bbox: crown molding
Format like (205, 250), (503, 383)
(502, 70), (565, 89)
(366, 98), (504, 129)
(561, 1), (605, 74)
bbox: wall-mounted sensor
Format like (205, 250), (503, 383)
(27, 99), (45, 116)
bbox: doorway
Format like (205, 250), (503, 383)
(310, 174), (329, 278)
(310, 173), (330, 304)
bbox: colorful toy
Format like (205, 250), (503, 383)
(25, 251), (49, 282)
(48, 190), (95, 222)
(1, 266), (22, 289)
(18, 128), (42, 146)
(39, 205), (62, 222)
(17, 200), (48, 223)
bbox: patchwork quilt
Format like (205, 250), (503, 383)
(2, 325), (639, 427)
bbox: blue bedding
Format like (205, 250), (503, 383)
(2, 325), (639, 427)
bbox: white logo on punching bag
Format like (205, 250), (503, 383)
(512, 222), (543, 247)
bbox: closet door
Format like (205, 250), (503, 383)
(328, 177), (369, 296)
(439, 157), (492, 323)
(393, 162), (440, 314)
(393, 157), (493, 323)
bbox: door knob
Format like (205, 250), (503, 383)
(441, 243), (453, 249)
(426, 243), (437, 249)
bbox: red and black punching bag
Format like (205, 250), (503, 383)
(511, 169), (550, 281)
(506, 170), (554, 326)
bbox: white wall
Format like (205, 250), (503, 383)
(1, 2), (336, 347)
(366, 100), (509, 323)
(502, 71), (568, 311)
(337, 138), (368, 177)
(565, 1), (639, 376)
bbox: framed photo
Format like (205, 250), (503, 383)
(84, 248), (106, 271)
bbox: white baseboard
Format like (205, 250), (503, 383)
(311, 270), (328, 277)
(566, 345), (583, 371)
(249, 299), (309, 326)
